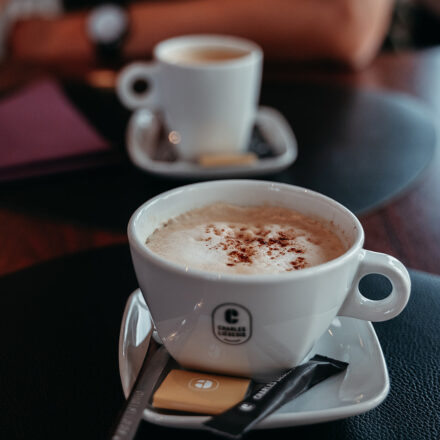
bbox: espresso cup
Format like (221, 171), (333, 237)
(127, 180), (411, 380)
(117, 35), (263, 160)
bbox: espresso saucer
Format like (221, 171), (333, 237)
(125, 106), (297, 178)
(119, 289), (389, 430)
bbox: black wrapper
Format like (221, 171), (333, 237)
(203, 355), (348, 439)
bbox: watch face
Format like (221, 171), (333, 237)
(87, 4), (128, 44)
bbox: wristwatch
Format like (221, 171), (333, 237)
(86, 3), (129, 63)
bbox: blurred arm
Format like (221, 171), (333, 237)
(9, 0), (394, 69)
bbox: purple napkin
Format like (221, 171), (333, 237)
(0, 79), (116, 181)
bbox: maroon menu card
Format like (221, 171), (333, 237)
(0, 79), (119, 182)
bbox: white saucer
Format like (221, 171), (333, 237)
(126, 106), (298, 179)
(119, 289), (389, 430)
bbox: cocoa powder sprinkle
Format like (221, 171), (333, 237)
(208, 227), (308, 267)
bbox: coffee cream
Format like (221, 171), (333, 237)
(146, 203), (347, 275)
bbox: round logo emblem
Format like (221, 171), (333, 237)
(212, 303), (252, 345)
(188, 378), (219, 391)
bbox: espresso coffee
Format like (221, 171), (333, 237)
(146, 203), (347, 275)
(165, 47), (250, 64)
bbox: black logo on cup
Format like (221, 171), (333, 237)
(225, 308), (239, 324)
(212, 303), (252, 344)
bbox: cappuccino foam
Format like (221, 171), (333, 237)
(165, 47), (250, 65)
(146, 203), (347, 275)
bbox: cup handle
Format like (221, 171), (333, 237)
(338, 250), (411, 322)
(116, 62), (160, 110)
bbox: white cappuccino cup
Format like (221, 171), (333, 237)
(117, 35), (263, 160)
(127, 180), (411, 380)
